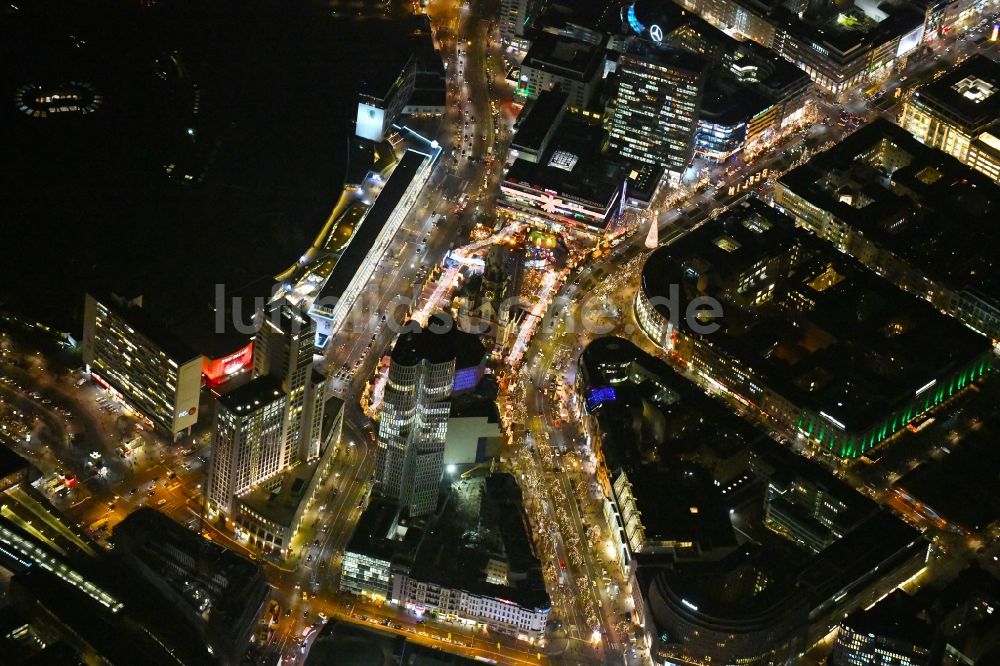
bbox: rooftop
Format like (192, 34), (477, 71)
(504, 116), (627, 222)
(761, 0), (923, 61)
(896, 425), (1000, 532)
(318, 149), (429, 302)
(389, 317), (487, 369)
(521, 31), (605, 81)
(911, 54), (1000, 133)
(89, 292), (199, 362)
(841, 590), (931, 648)
(641, 510), (922, 638)
(580, 336), (764, 465)
(217, 375), (285, 415)
(0, 443), (29, 481)
(345, 498), (425, 567)
(779, 119), (1000, 295)
(750, 437), (877, 527)
(641, 198), (992, 433)
(511, 89), (568, 154)
(238, 460), (318, 527)
(408, 475), (551, 611)
(305, 620), (480, 665)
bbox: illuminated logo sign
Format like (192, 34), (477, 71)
(650, 24), (664, 43)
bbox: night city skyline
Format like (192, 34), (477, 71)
(0, 0), (999, 664)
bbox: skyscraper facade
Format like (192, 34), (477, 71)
(252, 301), (322, 466)
(609, 39), (707, 184)
(205, 376), (287, 516)
(375, 321), (487, 517)
(81, 293), (202, 440)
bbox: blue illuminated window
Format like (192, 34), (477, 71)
(585, 386), (617, 411)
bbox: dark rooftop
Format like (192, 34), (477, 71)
(911, 54), (1000, 133)
(521, 31), (605, 81)
(319, 149), (429, 302)
(408, 475), (550, 611)
(765, 0), (923, 61)
(778, 119), (1000, 296)
(345, 497), (425, 567)
(641, 198), (992, 434)
(389, 317), (487, 369)
(89, 292), (199, 362)
(841, 590), (931, 649)
(896, 425), (1000, 532)
(580, 336), (764, 464)
(217, 375), (285, 415)
(0, 443), (29, 480)
(305, 620), (480, 665)
(511, 89), (568, 154)
(750, 437), (877, 524)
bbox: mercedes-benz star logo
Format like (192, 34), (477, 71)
(650, 24), (664, 43)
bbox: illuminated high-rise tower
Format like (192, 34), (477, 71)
(375, 319), (486, 517)
(609, 38), (707, 186)
(253, 300), (324, 464)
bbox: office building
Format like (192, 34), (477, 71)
(81, 292), (202, 440)
(205, 376), (287, 518)
(900, 54), (1000, 183)
(663, 0), (925, 93)
(500, 0), (544, 51)
(517, 32), (606, 110)
(636, 199), (994, 458)
(775, 119), (1000, 340)
(343, 476), (551, 641)
(253, 300), (324, 463)
(626, 0), (812, 162)
(750, 438), (877, 552)
(111, 509), (270, 666)
(833, 591), (932, 666)
(578, 337), (761, 573)
(233, 395), (344, 558)
(609, 38), (707, 183)
(375, 320), (487, 517)
(509, 89), (569, 163)
(394, 475), (550, 640)
(308, 148), (437, 347)
(501, 114), (627, 235)
(639, 510), (926, 666)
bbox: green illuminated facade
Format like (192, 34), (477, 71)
(796, 355), (994, 458)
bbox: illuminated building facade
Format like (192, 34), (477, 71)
(202, 341), (253, 388)
(899, 55), (1000, 184)
(309, 148), (436, 347)
(577, 337), (755, 575)
(660, 0), (924, 92)
(750, 438), (877, 553)
(500, 0), (542, 51)
(834, 597), (932, 666)
(375, 321), (486, 517)
(609, 38), (707, 182)
(625, 2), (812, 163)
(253, 301), (323, 463)
(517, 32), (606, 110)
(205, 377), (287, 518)
(356, 58), (416, 142)
(636, 199), (994, 458)
(81, 293), (202, 440)
(499, 155), (627, 234)
(232, 396), (344, 558)
(776, 119), (1000, 340)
